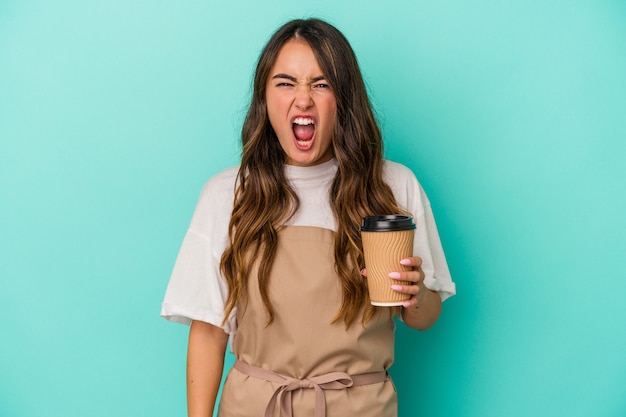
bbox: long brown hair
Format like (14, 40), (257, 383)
(220, 18), (404, 327)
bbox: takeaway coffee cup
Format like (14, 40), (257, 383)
(361, 215), (416, 306)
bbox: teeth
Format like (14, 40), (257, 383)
(293, 117), (314, 125)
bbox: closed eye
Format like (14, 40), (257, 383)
(272, 74), (297, 87)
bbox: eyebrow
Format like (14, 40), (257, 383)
(271, 74), (327, 83)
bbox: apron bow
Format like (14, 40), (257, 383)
(234, 359), (387, 417)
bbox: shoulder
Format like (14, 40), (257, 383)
(195, 165), (240, 210)
(382, 160), (417, 182)
(200, 165), (240, 197)
(382, 160), (422, 195)
(382, 160), (430, 216)
(188, 165), (239, 235)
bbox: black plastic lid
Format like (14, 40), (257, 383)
(360, 215), (416, 232)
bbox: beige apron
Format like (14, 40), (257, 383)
(218, 226), (398, 417)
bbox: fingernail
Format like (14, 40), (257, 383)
(390, 285), (403, 291)
(388, 272), (401, 279)
(399, 259), (411, 266)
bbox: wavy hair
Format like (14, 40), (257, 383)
(220, 18), (404, 327)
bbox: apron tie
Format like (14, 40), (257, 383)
(234, 359), (388, 417)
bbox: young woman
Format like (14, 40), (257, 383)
(162, 18), (456, 417)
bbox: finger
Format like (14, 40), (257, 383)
(390, 284), (420, 295)
(388, 270), (423, 284)
(399, 256), (423, 267)
(402, 297), (418, 309)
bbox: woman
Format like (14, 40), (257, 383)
(162, 18), (456, 417)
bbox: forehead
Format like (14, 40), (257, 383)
(269, 39), (323, 76)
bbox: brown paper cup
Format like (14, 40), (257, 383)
(361, 215), (416, 306)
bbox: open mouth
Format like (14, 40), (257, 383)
(292, 117), (316, 148)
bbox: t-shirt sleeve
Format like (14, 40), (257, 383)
(160, 170), (238, 335)
(384, 162), (456, 301)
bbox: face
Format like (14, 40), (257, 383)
(266, 39), (337, 167)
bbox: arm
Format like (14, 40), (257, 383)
(187, 320), (229, 417)
(390, 256), (442, 330)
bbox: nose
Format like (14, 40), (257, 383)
(294, 86), (313, 110)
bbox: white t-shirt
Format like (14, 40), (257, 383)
(161, 159), (456, 337)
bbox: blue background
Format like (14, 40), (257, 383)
(1, 1), (625, 416)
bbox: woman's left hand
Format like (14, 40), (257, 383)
(389, 256), (426, 309)
(361, 256), (441, 329)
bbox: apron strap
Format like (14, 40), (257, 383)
(234, 359), (388, 417)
